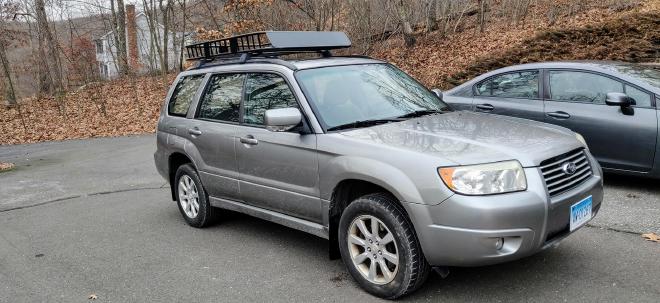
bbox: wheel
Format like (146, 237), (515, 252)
(338, 193), (430, 299)
(174, 164), (214, 228)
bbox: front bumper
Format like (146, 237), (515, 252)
(405, 157), (603, 267)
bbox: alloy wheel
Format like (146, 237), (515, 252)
(178, 175), (200, 218)
(347, 215), (399, 285)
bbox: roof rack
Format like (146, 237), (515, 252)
(185, 31), (351, 61)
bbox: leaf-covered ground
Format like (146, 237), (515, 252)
(1, 0), (658, 145)
(375, 0), (660, 89)
(0, 75), (174, 145)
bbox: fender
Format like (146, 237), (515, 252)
(320, 156), (425, 204)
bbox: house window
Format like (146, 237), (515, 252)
(95, 40), (103, 54)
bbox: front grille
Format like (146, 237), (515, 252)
(540, 149), (592, 197)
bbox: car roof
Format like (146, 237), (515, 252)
(449, 61), (660, 94)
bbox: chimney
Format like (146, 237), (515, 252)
(125, 4), (139, 71)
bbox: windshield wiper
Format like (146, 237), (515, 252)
(396, 109), (447, 119)
(327, 118), (402, 131)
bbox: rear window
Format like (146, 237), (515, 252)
(168, 75), (205, 117)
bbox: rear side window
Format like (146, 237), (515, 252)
(197, 74), (245, 122)
(168, 75), (205, 116)
(243, 73), (298, 126)
(549, 71), (623, 104)
(475, 71), (539, 99)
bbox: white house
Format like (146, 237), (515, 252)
(95, 5), (184, 79)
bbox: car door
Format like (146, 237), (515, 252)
(472, 70), (545, 122)
(544, 69), (658, 172)
(235, 72), (321, 222)
(187, 73), (245, 201)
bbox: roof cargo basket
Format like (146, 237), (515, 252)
(185, 31), (351, 61)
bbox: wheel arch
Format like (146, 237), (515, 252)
(327, 178), (415, 260)
(168, 152), (195, 201)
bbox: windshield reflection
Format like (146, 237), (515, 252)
(296, 64), (450, 129)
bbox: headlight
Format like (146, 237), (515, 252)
(575, 133), (588, 149)
(438, 161), (527, 195)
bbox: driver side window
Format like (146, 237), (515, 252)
(243, 73), (298, 126)
(549, 71), (623, 104)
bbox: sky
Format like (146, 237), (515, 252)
(46, 0), (141, 20)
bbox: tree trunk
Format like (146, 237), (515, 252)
(398, 0), (415, 47)
(110, 0), (128, 76)
(425, 0), (437, 33)
(478, 0), (486, 33)
(35, 0), (63, 94)
(160, 0), (170, 75)
(0, 37), (16, 106)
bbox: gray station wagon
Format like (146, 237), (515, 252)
(154, 32), (603, 299)
(443, 62), (660, 178)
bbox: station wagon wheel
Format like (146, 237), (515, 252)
(178, 175), (199, 218)
(338, 193), (430, 299)
(174, 164), (215, 228)
(348, 215), (399, 285)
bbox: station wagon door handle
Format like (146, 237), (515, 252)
(188, 128), (203, 136)
(240, 135), (259, 146)
(547, 111), (571, 119)
(476, 104), (494, 111)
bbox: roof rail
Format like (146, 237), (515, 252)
(185, 31), (351, 61)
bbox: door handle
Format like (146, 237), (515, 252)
(476, 104), (494, 111)
(188, 128), (202, 136)
(240, 135), (258, 146)
(547, 111), (571, 119)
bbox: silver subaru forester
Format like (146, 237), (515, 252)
(154, 31), (603, 299)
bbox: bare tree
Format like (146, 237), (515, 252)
(424, 0), (437, 33)
(35, 0), (64, 95)
(110, 0), (128, 75)
(159, 0), (172, 74)
(0, 1), (20, 106)
(390, 0), (415, 47)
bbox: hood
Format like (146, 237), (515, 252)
(339, 111), (583, 167)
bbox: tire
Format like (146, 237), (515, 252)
(338, 193), (430, 299)
(174, 164), (215, 228)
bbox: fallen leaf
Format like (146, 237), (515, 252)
(88, 294), (97, 300)
(641, 233), (660, 243)
(0, 162), (15, 172)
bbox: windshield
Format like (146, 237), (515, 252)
(295, 64), (450, 130)
(611, 64), (660, 89)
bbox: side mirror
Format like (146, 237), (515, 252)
(264, 107), (302, 132)
(432, 89), (443, 101)
(605, 92), (633, 107)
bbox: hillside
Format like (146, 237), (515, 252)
(1, 0), (658, 145)
(375, 0), (660, 89)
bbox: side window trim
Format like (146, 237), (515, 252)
(193, 72), (244, 125)
(471, 69), (542, 100)
(239, 71), (308, 130)
(543, 68), (654, 108)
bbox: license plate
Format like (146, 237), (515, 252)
(570, 196), (592, 231)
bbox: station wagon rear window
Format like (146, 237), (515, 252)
(168, 75), (205, 117)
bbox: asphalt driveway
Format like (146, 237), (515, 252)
(1, 135), (659, 302)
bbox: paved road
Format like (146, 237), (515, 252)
(1, 135), (659, 302)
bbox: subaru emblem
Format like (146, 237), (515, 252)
(561, 162), (578, 175)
